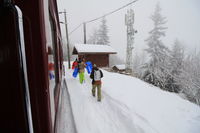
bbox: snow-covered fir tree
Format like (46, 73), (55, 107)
(171, 39), (185, 73)
(179, 50), (200, 105)
(87, 28), (98, 44)
(97, 17), (109, 45)
(167, 39), (185, 92)
(132, 52), (146, 78)
(143, 3), (170, 89)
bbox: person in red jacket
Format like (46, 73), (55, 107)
(48, 62), (55, 80)
(72, 58), (78, 69)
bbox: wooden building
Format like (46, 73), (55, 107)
(72, 44), (117, 67)
(112, 64), (126, 73)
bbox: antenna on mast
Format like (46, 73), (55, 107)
(125, 1), (136, 74)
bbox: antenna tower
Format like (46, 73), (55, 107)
(125, 7), (135, 73)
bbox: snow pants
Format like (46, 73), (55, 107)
(79, 72), (85, 84)
(92, 84), (101, 101)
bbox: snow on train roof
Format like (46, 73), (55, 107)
(73, 44), (117, 54)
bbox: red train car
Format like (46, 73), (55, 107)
(0, 0), (64, 132)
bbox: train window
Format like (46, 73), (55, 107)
(44, 0), (60, 124)
(45, 10), (58, 90)
(47, 15), (58, 125)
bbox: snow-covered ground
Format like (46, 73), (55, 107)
(55, 80), (77, 133)
(63, 62), (200, 133)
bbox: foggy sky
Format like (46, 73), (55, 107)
(57, 0), (200, 60)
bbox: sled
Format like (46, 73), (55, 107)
(72, 67), (79, 78)
(86, 61), (93, 74)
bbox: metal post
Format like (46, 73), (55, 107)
(83, 22), (86, 44)
(64, 9), (71, 69)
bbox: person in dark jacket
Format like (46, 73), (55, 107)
(90, 64), (103, 102)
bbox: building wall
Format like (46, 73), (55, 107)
(79, 54), (109, 67)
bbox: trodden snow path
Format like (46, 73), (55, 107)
(65, 69), (158, 133)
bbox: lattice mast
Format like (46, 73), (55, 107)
(125, 8), (135, 73)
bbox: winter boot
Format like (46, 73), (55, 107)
(92, 88), (95, 97)
(97, 99), (101, 102)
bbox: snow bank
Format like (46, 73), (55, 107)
(102, 70), (200, 133)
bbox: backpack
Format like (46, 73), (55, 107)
(94, 70), (101, 81)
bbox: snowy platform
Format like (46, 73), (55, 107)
(55, 79), (77, 133)
(62, 63), (200, 133)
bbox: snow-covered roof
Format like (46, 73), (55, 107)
(73, 43), (117, 54)
(113, 64), (125, 70)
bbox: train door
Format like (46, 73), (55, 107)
(0, 1), (33, 132)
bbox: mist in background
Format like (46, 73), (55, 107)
(57, 0), (200, 61)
